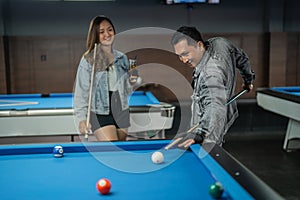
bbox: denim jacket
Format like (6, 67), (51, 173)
(74, 49), (132, 122)
(191, 37), (255, 144)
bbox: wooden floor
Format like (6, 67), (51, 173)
(223, 130), (300, 200)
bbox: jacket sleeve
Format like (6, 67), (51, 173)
(74, 57), (91, 122)
(233, 47), (255, 85)
(123, 55), (135, 95)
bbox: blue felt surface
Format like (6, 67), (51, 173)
(0, 92), (161, 110)
(0, 141), (252, 200)
(0, 149), (213, 199)
(271, 86), (300, 96)
(128, 91), (160, 106)
(0, 93), (73, 110)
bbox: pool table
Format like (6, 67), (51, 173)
(0, 92), (175, 140)
(0, 140), (282, 200)
(256, 86), (300, 151)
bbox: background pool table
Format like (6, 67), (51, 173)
(0, 140), (282, 200)
(257, 86), (300, 151)
(0, 91), (175, 141)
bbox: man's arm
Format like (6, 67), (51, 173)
(234, 47), (255, 86)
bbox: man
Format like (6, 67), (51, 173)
(169, 26), (254, 149)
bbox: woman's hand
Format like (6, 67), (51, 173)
(79, 120), (91, 134)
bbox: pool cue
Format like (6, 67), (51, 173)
(165, 88), (249, 150)
(164, 123), (199, 150)
(85, 43), (97, 141)
(226, 89), (249, 106)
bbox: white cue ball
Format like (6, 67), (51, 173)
(151, 151), (164, 164)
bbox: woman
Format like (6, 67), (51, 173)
(74, 15), (133, 141)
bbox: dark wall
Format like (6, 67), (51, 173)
(0, 0), (299, 36)
(0, 0), (299, 96)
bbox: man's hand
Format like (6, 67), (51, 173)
(165, 130), (204, 150)
(243, 83), (253, 92)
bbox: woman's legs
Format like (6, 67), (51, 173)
(117, 128), (128, 141)
(94, 125), (118, 141)
(94, 125), (128, 141)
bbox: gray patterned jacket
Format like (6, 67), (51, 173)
(191, 37), (255, 145)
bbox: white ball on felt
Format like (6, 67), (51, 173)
(151, 151), (164, 164)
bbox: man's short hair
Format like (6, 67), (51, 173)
(171, 26), (205, 47)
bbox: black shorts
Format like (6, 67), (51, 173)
(90, 91), (130, 131)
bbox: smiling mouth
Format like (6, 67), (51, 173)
(186, 60), (195, 67)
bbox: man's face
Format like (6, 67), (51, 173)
(174, 39), (204, 68)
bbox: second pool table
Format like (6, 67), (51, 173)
(257, 86), (300, 151)
(0, 91), (175, 140)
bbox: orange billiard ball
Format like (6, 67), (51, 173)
(96, 178), (111, 195)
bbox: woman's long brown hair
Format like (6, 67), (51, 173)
(85, 15), (116, 55)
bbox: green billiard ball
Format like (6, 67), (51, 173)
(208, 182), (224, 199)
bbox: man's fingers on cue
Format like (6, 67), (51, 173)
(184, 140), (195, 148)
(165, 137), (182, 150)
(178, 139), (194, 148)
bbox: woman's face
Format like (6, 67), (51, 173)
(98, 20), (115, 46)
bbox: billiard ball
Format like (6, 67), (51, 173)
(96, 178), (111, 195)
(151, 151), (164, 164)
(208, 182), (224, 199)
(53, 145), (64, 157)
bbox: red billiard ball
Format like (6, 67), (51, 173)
(96, 178), (111, 195)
